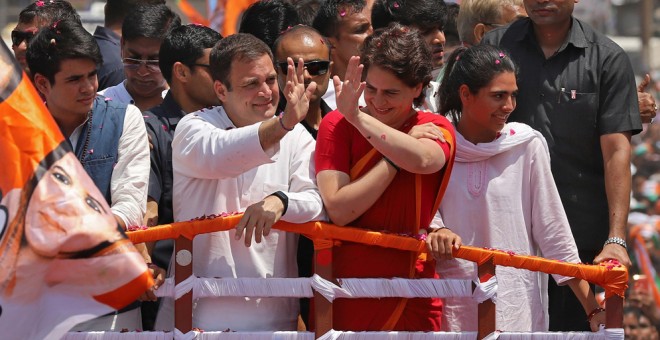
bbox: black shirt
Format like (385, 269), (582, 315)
(482, 17), (642, 250)
(143, 92), (187, 226)
(93, 26), (125, 91)
(276, 97), (332, 139)
(300, 99), (333, 139)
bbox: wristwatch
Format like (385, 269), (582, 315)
(269, 191), (289, 216)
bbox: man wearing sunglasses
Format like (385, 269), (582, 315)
(274, 25), (333, 139)
(99, 4), (180, 111)
(272, 24), (332, 328)
(11, 0), (81, 77)
(93, 0), (166, 91)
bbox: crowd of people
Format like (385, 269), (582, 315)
(6, 0), (660, 337)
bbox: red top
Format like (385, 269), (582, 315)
(314, 109), (456, 331)
(315, 109), (454, 232)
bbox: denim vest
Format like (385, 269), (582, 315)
(74, 96), (126, 204)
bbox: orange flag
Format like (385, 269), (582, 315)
(0, 40), (152, 339)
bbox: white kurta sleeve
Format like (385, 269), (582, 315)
(528, 137), (581, 284)
(172, 113), (276, 180)
(429, 209), (448, 230)
(281, 127), (325, 223)
(110, 104), (149, 228)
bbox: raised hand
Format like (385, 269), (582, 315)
(638, 74), (657, 124)
(282, 57), (317, 128)
(334, 56), (366, 123)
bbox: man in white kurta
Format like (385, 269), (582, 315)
(434, 122), (581, 332)
(160, 33), (324, 331)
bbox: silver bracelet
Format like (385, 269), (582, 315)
(604, 237), (627, 249)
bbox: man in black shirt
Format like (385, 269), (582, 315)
(143, 23), (222, 252)
(482, 0), (642, 331)
(141, 24), (221, 329)
(272, 25), (332, 327)
(273, 25), (333, 139)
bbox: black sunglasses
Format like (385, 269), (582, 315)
(277, 60), (330, 76)
(11, 30), (35, 47)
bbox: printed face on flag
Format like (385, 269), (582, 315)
(0, 40), (152, 339)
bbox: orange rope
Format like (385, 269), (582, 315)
(126, 215), (628, 298)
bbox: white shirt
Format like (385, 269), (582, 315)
(161, 106), (324, 331)
(435, 123), (581, 332)
(322, 78), (366, 110)
(68, 98), (149, 228)
(98, 81), (168, 106)
(419, 80), (440, 114)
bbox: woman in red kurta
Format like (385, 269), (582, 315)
(315, 23), (460, 331)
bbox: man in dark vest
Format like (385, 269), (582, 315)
(141, 24), (222, 330)
(27, 19), (152, 330)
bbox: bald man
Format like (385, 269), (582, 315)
(272, 25), (332, 326)
(274, 25), (333, 139)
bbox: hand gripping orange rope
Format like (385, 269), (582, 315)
(126, 214), (628, 298)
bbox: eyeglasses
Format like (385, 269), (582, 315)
(11, 30), (35, 47)
(277, 60), (330, 76)
(190, 63), (210, 69)
(122, 57), (161, 73)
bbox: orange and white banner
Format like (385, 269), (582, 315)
(0, 41), (152, 339)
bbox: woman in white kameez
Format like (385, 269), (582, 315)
(423, 45), (605, 332)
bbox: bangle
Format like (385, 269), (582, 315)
(278, 112), (294, 131)
(269, 191), (289, 216)
(383, 156), (400, 172)
(604, 237), (627, 250)
(587, 307), (605, 323)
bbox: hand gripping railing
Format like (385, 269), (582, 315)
(121, 214), (627, 339)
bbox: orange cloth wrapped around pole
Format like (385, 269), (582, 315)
(0, 40), (152, 339)
(126, 214), (628, 298)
